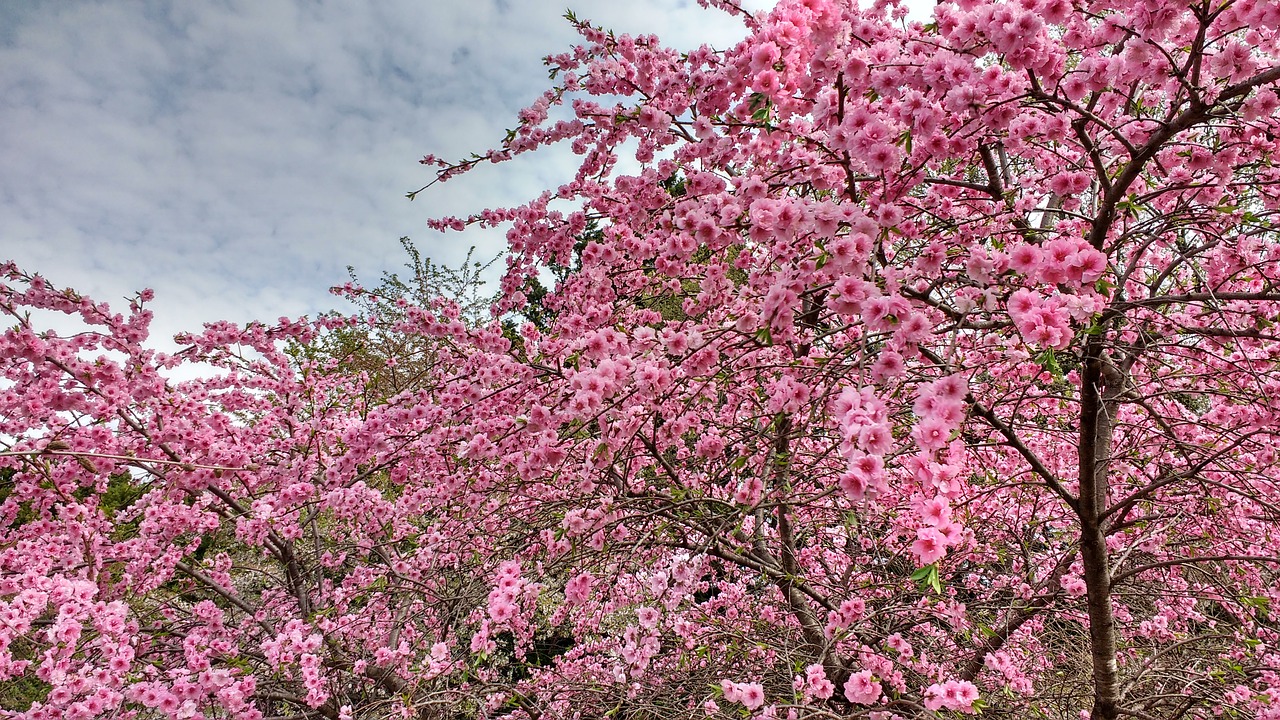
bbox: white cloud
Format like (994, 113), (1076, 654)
(0, 0), (786, 347)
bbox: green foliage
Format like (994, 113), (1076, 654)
(911, 563), (943, 594)
(0, 467), (37, 527)
(505, 221), (598, 337)
(295, 238), (500, 403)
(356, 237), (499, 327)
(0, 638), (49, 712)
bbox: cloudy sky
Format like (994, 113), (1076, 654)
(0, 0), (780, 346)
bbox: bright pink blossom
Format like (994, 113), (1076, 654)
(844, 670), (882, 705)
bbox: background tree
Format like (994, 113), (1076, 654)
(299, 237), (498, 405)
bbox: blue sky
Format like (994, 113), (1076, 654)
(0, 0), (777, 346)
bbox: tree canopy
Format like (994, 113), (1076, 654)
(6, 0), (1280, 719)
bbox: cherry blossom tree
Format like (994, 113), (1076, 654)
(6, 0), (1280, 719)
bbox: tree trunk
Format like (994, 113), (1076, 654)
(1079, 344), (1122, 720)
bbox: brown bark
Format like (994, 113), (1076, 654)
(1079, 338), (1122, 720)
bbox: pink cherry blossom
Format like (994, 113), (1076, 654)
(912, 527), (948, 565)
(844, 670), (882, 705)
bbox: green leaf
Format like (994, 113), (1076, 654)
(749, 92), (772, 123)
(911, 563), (942, 594)
(1035, 349), (1063, 380)
(1241, 595), (1271, 611)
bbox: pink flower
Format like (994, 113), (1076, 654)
(638, 105), (670, 130)
(695, 433), (726, 458)
(1008, 290), (1073, 350)
(894, 313), (931, 346)
(912, 526), (948, 564)
(1067, 246), (1107, 283)
(158, 693), (180, 714)
(754, 68), (782, 94)
(931, 374), (968, 401)
(739, 683), (765, 711)
(1024, 307), (1072, 349)
(767, 375), (811, 414)
(937, 519), (963, 544)
(862, 296), (901, 330)
(920, 496), (951, 526)
(636, 607), (660, 629)
(871, 350), (905, 380)
(839, 597), (866, 622)
(1007, 288), (1041, 319)
(847, 452), (886, 486)
(1008, 243), (1041, 274)
(488, 599), (516, 623)
(924, 680), (980, 713)
(721, 680), (743, 704)
(955, 681), (980, 705)
(858, 423), (894, 455)
(826, 236), (869, 273)
(721, 680), (765, 711)
(865, 143), (900, 172)
(839, 470), (868, 500)
(843, 670), (882, 705)
(1048, 170), (1090, 196)
(886, 632), (914, 658)
(804, 664), (835, 699)
(1061, 575), (1087, 597)
(565, 573), (595, 605)
(923, 684), (947, 711)
(659, 328), (690, 355)
(748, 42), (780, 72)
(912, 416), (952, 451)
